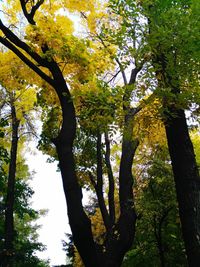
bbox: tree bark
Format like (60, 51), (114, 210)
(55, 140), (99, 266)
(98, 108), (139, 267)
(3, 102), (20, 267)
(164, 106), (200, 266)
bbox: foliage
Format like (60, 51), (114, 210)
(0, 145), (48, 266)
(123, 146), (187, 266)
(0, 56), (49, 266)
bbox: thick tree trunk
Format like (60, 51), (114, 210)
(53, 73), (139, 266)
(3, 103), (19, 267)
(149, 28), (200, 264)
(110, 109), (138, 265)
(50, 67), (100, 266)
(55, 140), (99, 266)
(164, 107), (200, 266)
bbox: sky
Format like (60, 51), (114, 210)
(27, 147), (71, 266)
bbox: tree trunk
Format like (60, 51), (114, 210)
(55, 139), (100, 266)
(50, 67), (100, 266)
(164, 107), (200, 266)
(148, 23), (200, 263)
(3, 103), (20, 267)
(111, 108), (138, 265)
(52, 72), (138, 266)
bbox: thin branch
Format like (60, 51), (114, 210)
(129, 65), (143, 86)
(19, 131), (38, 139)
(106, 69), (121, 84)
(122, 66), (143, 111)
(30, 0), (44, 20)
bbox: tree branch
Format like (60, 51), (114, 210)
(129, 65), (143, 86)
(106, 69), (121, 84)
(115, 58), (128, 86)
(0, 37), (54, 87)
(0, 19), (47, 67)
(96, 132), (111, 231)
(104, 131), (115, 224)
(20, 0), (44, 25)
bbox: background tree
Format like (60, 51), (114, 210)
(140, 1), (200, 265)
(122, 145), (187, 267)
(0, 52), (49, 267)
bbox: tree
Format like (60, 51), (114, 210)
(0, 110), (49, 267)
(106, 1), (200, 265)
(0, 52), (48, 267)
(122, 145), (187, 267)
(140, 1), (200, 265)
(0, 1), (141, 266)
(104, 1), (200, 265)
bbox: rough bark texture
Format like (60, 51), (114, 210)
(56, 141), (99, 266)
(3, 103), (19, 267)
(164, 107), (200, 266)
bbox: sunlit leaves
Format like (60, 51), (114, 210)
(74, 80), (121, 134)
(0, 52), (37, 125)
(25, 14), (74, 52)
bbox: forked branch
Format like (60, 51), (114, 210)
(20, 0), (44, 25)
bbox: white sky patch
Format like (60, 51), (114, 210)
(27, 147), (71, 266)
